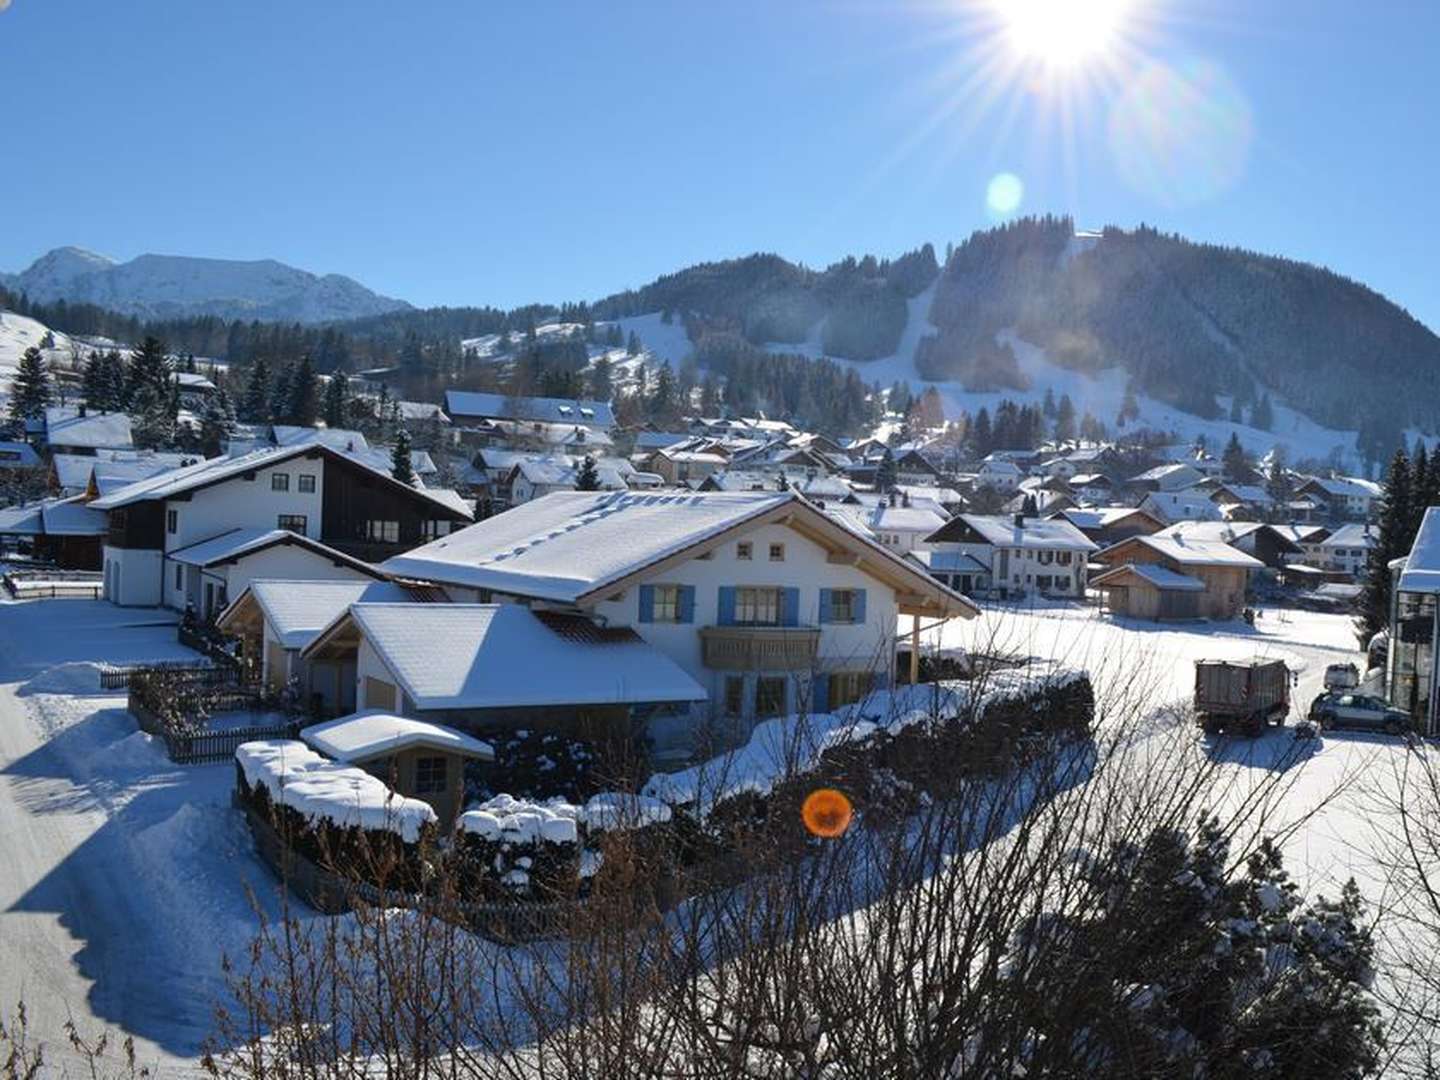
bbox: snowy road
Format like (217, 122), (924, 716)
(0, 599), (279, 1073)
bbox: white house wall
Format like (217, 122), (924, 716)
(102, 546), (164, 606)
(164, 458), (325, 553)
(590, 521), (900, 713)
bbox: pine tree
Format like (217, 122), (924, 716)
(575, 454), (601, 491)
(1054, 394), (1077, 443)
(391, 429), (416, 485)
(270, 363), (296, 423)
(1357, 449), (1412, 643)
(81, 350), (106, 410)
(323, 371), (349, 428)
(649, 362), (677, 421)
(588, 357), (613, 402)
(1251, 393), (1274, 431)
(100, 350), (127, 410)
(131, 384), (176, 450)
(971, 407), (993, 457)
(198, 397), (232, 457)
(626, 330), (642, 357)
(286, 355), (319, 427)
(875, 447), (897, 493)
(126, 336), (171, 405)
(7, 346), (52, 423)
(1411, 443), (1431, 539)
(1042, 387), (1057, 419)
(242, 358), (271, 423)
(1222, 432), (1248, 479)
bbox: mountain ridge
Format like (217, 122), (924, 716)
(0, 246), (411, 325)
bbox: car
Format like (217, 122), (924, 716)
(1309, 691), (1413, 735)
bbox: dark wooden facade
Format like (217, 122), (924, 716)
(106, 501), (165, 549)
(320, 456), (471, 562)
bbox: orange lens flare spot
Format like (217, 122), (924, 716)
(801, 788), (853, 838)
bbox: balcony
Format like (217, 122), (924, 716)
(699, 625), (821, 671)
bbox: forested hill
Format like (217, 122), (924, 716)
(915, 217), (1440, 456)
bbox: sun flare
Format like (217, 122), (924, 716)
(996, 0), (1131, 68)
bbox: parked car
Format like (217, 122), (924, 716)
(1323, 662), (1359, 692)
(1308, 692), (1413, 735)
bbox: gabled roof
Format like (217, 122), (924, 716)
(1399, 508), (1440, 594)
(870, 503), (949, 534)
(301, 710), (493, 764)
(381, 490), (978, 617)
(1091, 563), (1206, 592)
(1298, 475), (1383, 499)
(167, 527), (387, 576)
(43, 407), (133, 450)
(272, 425), (370, 451)
(444, 390), (615, 429)
(217, 577), (417, 648)
(1054, 506), (1164, 532)
(0, 441), (42, 468)
(927, 513), (1099, 552)
(1097, 534), (1264, 568)
(40, 498), (107, 536)
(1320, 523), (1378, 549)
(1140, 490), (1224, 523)
(312, 603), (707, 709)
(1158, 520), (1298, 551)
(88, 443), (471, 520)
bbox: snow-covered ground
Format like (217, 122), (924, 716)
(920, 600), (1414, 898)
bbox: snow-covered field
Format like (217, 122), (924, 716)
(0, 593), (1423, 1071)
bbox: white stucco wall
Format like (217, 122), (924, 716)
(164, 459), (324, 553)
(590, 521), (900, 715)
(162, 542), (374, 613)
(102, 545), (164, 606)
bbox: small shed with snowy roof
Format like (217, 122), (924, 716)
(300, 710), (493, 827)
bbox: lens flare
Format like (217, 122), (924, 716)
(802, 788), (853, 838)
(1107, 58), (1254, 207)
(986, 172), (1025, 216)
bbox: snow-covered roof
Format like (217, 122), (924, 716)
(338, 603), (708, 709)
(1102, 534), (1264, 568)
(0, 501), (45, 535)
(40, 498), (107, 536)
(88, 442), (470, 519)
(43, 406), (133, 450)
(1055, 506), (1158, 531)
(272, 425), (369, 451)
(380, 490), (793, 602)
(632, 431), (689, 451)
(800, 475), (854, 499)
(444, 390), (615, 430)
(933, 513), (1099, 552)
(396, 401), (450, 423)
(979, 460), (1023, 476)
(1299, 475), (1382, 500)
(1130, 462), (1200, 484)
(1092, 563), (1206, 592)
(870, 503), (949, 534)
(381, 489), (976, 616)
(234, 739), (437, 843)
(912, 550), (991, 575)
(0, 441), (42, 468)
(174, 372), (216, 391)
(167, 527), (382, 575)
(1140, 490), (1224, 524)
(300, 710), (494, 764)
(1319, 523), (1378, 549)
(228, 578), (416, 648)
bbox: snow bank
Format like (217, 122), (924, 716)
(457, 793), (578, 846)
(235, 739), (437, 843)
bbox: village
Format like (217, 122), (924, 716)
(0, 340), (1436, 1067)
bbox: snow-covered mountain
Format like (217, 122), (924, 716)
(0, 246), (411, 324)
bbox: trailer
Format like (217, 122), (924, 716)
(1194, 657), (1291, 736)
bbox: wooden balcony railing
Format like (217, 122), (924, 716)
(699, 626), (821, 671)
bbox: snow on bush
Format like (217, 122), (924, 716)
(643, 666), (1090, 821)
(235, 739), (437, 843)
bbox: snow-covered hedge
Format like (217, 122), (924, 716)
(453, 791), (676, 900)
(234, 740), (439, 891)
(643, 666), (1093, 840)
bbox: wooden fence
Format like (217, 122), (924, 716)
(100, 659), (221, 691)
(132, 696), (298, 764)
(2, 571), (103, 600)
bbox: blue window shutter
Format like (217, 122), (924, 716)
(853, 588), (867, 624)
(811, 673), (829, 714)
(678, 585), (695, 624)
(717, 586), (736, 626)
(782, 587), (800, 627)
(818, 588), (833, 624)
(639, 584), (655, 623)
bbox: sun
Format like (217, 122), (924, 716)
(995, 0), (1131, 68)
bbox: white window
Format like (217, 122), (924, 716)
(769, 543), (785, 562)
(271, 473), (290, 492)
(830, 589), (858, 623)
(366, 520), (400, 543)
(737, 541), (753, 561)
(736, 587), (781, 626)
(298, 474), (316, 493)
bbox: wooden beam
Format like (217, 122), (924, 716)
(909, 614), (920, 686)
(826, 552), (862, 566)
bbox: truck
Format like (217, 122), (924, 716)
(1194, 657), (1292, 736)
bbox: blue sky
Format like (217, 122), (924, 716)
(1, 0), (1437, 329)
